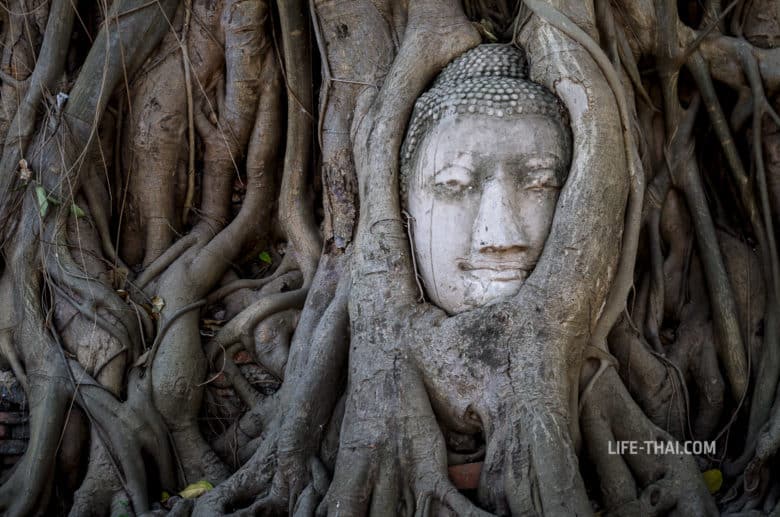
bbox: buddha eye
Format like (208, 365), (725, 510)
(433, 166), (474, 195)
(523, 169), (562, 191)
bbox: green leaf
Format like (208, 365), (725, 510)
(70, 203), (86, 218)
(35, 186), (48, 217)
(258, 251), (272, 264)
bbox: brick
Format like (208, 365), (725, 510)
(0, 371), (26, 407)
(2, 454), (21, 466)
(0, 440), (26, 455)
(448, 462), (482, 490)
(11, 424), (29, 440)
(0, 412), (26, 425)
(233, 351), (253, 364)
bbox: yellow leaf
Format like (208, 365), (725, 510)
(180, 480), (213, 499)
(151, 296), (165, 314)
(475, 19), (498, 42)
(703, 469), (723, 493)
(160, 491), (170, 502)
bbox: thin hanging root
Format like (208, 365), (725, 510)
(201, 352), (262, 408)
(181, 0), (196, 223)
(738, 50), (780, 457)
(206, 255), (298, 304)
(645, 205), (665, 353)
(276, 0), (322, 284)
(48, 242), (144, 352)
(743, 47), (780, 302)
(595, 0), (654, 109)
(578, 345), (618, 414)
(82, 168), (128, 272)
(206, 287), (309, 365)
(134, 233), (198, 289)
(677, 153), (749, 399)
(48, 280), (135, 360)
(720, 48), (780, 455)
(687, 52), (772, 275)
(138, 299), (207, 369)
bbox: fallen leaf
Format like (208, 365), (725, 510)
(35, 186), (48, 217)
(70, 203), (86, 218)
(133, 349), (150, 368)
(703, 469), (723, 494)
(180, 480), (213, 499)
(475, 19), (498, 42)
(151, 296), (165, 314)
(18, 159), (31, 182)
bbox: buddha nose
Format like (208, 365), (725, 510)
(471, 178), (528, 254)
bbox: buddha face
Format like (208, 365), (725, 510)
(406, 114), (569, 314)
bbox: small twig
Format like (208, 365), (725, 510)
(140, 299), (207, 372)
(309, 0), (330, 152)
(135, 233), (198, 289)
(402, 210), (425, 303)
(114, 0), (158, 19)
(181, 0), (196, 223)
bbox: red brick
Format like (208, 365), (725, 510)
(0, 412), (25, 424)
(448, 462), (482, 490)
(3, 454), (21, 466)
(233, 351), (253, 365)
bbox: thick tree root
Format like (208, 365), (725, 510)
(0, 374), (71, 516)
(581, 367), (718, 516)
(321, 364), (490, 517)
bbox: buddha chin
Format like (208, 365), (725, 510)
(462, 268), (529, 309)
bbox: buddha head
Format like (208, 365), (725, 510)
(400, 44), (572, 314)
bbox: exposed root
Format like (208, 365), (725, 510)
(320, 364), (489, 517)
(0, 373), (71, 516)
(581, 367), (718, 516)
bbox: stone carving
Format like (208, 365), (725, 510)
(401, 44), (572, 313)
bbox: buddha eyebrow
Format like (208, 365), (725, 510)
(449, 150), (563, 163)
(512, 152), (564, 165)
(432, 164), (475, 180)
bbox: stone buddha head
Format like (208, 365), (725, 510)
(401, 44), (572, 314)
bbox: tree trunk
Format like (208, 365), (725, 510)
(0, 0), (777, 515)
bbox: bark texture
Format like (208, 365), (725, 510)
(0, 0), (777, 516)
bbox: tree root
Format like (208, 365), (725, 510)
(196, 260), (348, 513)
(0, 373), (71, 516)
(581, 367), (718, 516)
(320, 363), (489, 517)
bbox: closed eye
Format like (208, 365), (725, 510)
(433, 165), (474, 194)
(523, 169), (562, 191)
